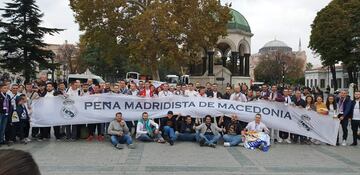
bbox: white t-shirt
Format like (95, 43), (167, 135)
(353, 100), (360, 120)
(158, 90), (173, 97)
(45, 90), (54, 97)
(67, 88), (80, 97)
(246, 121), (269, 133)
(145, 89), (151, 97)
(230, 93), (248, 102)
(185, 90), (198, 97)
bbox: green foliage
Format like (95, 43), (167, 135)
(309, 0), (360, 86)
(70, 0), (231, 80)
(254, 52), (306, 85)
(0, 0), (63, 82)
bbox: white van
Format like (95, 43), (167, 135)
(67, 74), (105, 84)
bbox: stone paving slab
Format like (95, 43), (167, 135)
(1, 140), (360, 175)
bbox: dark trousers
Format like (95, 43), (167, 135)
(351, 120), (360, 144)
(31, 127), (39, 137)
(279, 131), (289, 139)
(53, 126), (62, 139)
(88, 123), (104, 136)
(339, 119), (349, 141)
(14, 120), (30, 140)
(291, 134), (307, 143)
(5, 122), (16, 142)
(39, 127), (51, 139)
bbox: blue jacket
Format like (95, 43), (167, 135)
(336, 96), (352, 119)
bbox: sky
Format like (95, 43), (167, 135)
(1, 0), (332, 66)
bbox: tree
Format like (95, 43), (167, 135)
(306, 62), (313, 71)
(0, 0), (63, 83)
(70, 0), (231, 80)
(57, 41), (86, 74)
(310, 0), (360, 89)
(254, 52), (305, 85)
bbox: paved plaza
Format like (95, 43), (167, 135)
(1, 138), (360, 175)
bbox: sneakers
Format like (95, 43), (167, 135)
(341, 140), (347, 146)
(115, 144), (124, 149)
(24, 138), (31, 142)
(224, 142), (231, 147)
(128, 144), (136, 149)
(285, 139), (292, 144)
(86, 135), (94, 142)
(277, 138), (283, 143)
(350, 143), (357, 146)
(97, 135), (105, 142)
(199, 139), (206, 147)
(21, 139), (28, 144)
(169, 140), (174, 146)
(208, 143), (216, 148)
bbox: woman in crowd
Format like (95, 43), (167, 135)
(305, 95), (316, 111)
(315, 96), (328, 115)
(326, 94), (338, 117)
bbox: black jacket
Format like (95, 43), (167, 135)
(220, 118), (246, 135)
(0, 93), (12, 115)
(160, 116), (178, 131)
(179, 122), (196, 134)
(292, 96), (306, 108)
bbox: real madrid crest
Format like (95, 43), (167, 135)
(61, 98), (78, 119)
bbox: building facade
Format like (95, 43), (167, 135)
(305, 66), (360, 91)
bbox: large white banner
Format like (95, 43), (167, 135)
(31, 94), (340, 145)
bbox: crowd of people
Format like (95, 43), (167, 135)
(0, 73), (359, 150)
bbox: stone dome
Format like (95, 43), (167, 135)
(259, 39), (292, 53)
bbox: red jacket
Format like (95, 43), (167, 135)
(139, 88), (154, 97)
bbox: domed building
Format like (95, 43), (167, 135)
(250, 39), (307, 81)
(189, 8), (253, 88)
(259, 39), (292, 53)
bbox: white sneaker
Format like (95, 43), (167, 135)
(341, 140), (347, 146)
(277, 138), (283, 143)
(238, 143), (244, 146)
(285, 139), (292, 144)
(24, 138), (31, 142)
(224, 142), (231, 147)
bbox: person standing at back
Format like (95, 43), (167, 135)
(350, 91), (360, 146)
(336, 90), (352, 146)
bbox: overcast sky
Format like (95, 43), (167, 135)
(2, 0), (332, 66)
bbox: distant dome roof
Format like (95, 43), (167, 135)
(259, 39), (292, 53)
(227, 8), (251, 33)
(263, 39), (289, 48)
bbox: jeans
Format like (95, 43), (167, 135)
(223, 134), (242, 146)
(177, 133), (198, 142)
(199, 133), (221, 144)
(351, 120), (360, 145)
(137, 133), (163, 142)
(110, 135), (132, 145)
(163, 126), (177, 141)
(0, 114), (8, 143)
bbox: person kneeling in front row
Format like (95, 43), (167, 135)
(108, 112), (135, 149)
(136, 112), (165, 143)
(195, 115), (224, 148)
(219, 114), (246, 147)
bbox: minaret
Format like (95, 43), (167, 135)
(298, 38), (302, 51)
